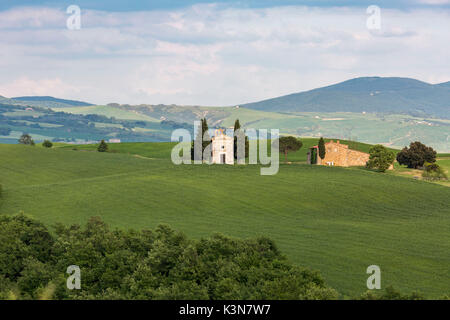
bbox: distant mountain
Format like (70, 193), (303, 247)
(437, 81), (450, 88)
(243, 77), (450, 118)
(11, 96), (94, 108)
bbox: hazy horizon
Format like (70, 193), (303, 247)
(0, 1), (449, 105)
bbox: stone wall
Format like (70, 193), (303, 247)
(318, 140), (369, 167)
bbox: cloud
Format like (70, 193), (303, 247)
(0, 4), (448, 105)
(0, 77), (80, 97)
(417, 0), (450, 4)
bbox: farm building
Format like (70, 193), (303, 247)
(307, 140), (370, 167)
(211, 129), (234, 164)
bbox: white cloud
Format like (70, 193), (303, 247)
(0, 77), (80, 97)
(417, 0), (450, 4)
(0, 5), (448, 105)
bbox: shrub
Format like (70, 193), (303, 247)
(18, 133), (35, 146)
(97, 140), (108, 152)
(396, 141), (436, 169)
(366, 144), (395, 172)
(278, 136), (303, 163)
(358, 286), (425, 300)
(42, 140), (53, 148)
(422, 162), (448, 181)
(0, 215), (337, 300)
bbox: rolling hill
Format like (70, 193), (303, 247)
(1, 76), (449, 151)
(243, 77), (450, 118)
(0, 142), (449, 297)
(11, 96), (94, 108)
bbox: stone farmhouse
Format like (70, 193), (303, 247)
(307, 140), (370, 167)
(211, 129), (234, 164)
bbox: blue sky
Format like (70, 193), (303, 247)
(0, 1), (449, 105)
(1, 0), (449, 11)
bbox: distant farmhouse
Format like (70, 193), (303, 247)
(211, 129), (234, 164)
(308, 140), (370, 167)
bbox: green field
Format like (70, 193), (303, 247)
(56, 138), (394, 163)
(1, 142), (449, 298)
(53, 105), (160, 122)
(50, 104), (450, 152)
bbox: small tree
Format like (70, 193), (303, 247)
(396, 141), (436, 169)
(18, 133), (35, 146)
(97, 140), (108, 152)
(318, 137), (326, 160)
(422, 162), (448, 181)
(42, 140), (53, 148)
(191, 118), (211, 161)
(366, 145), (395, 172)
(233, 119), (249, 160)
(278, 136), (303, 163)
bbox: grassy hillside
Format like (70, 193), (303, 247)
(1, 142), (449, 297)
(56, 138), (386, 163)
(52, 105), (160, 122)
(11, 96), (93, 108)
(0, 103), (188, 143)
(53, 103), (450, 152)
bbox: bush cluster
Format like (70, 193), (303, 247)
(0, 214), (337, 300)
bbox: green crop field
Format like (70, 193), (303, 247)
(0, 142), (449, 298)
(56, 138), (391, 163)
(53, 105), (160, 122)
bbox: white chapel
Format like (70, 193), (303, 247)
(211, 129), (234, 164)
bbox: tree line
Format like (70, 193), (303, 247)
(0, 214), (338, 300)
(0, 214), (441, 300)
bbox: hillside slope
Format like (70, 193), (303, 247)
(243, 77), (450, 118)
(0, 143), (449, 297)
(11, 96), (94, 108)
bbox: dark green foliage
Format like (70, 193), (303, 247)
(278, 136), (303, 163)
(310, 147), (317, 164)
(366, 144), (395, 172)
(97, 140), (108, 152)
(0, 102), (185, 144)
(0, 214), (54, 282)
(0, 215), (338, 300)
(18, 133), (34, 146)
(358, 286), (425, 300)
(233, 119), (249, 160)
(318, 137), (326, 160)
(396, 141), (436, 169)
(422, 162), (448, 181)
(191, 118), (211, 161)
(42, 140), (53, 148)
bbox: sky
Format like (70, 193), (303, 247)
(0, 0), (449, 105)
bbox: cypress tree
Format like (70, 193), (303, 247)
(97, 140), (108, 152)
(233, 119), (249, 160)
(318, 137), (326, 160)
(202, 118), (212, 162)
(191, 118), (211, 161)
